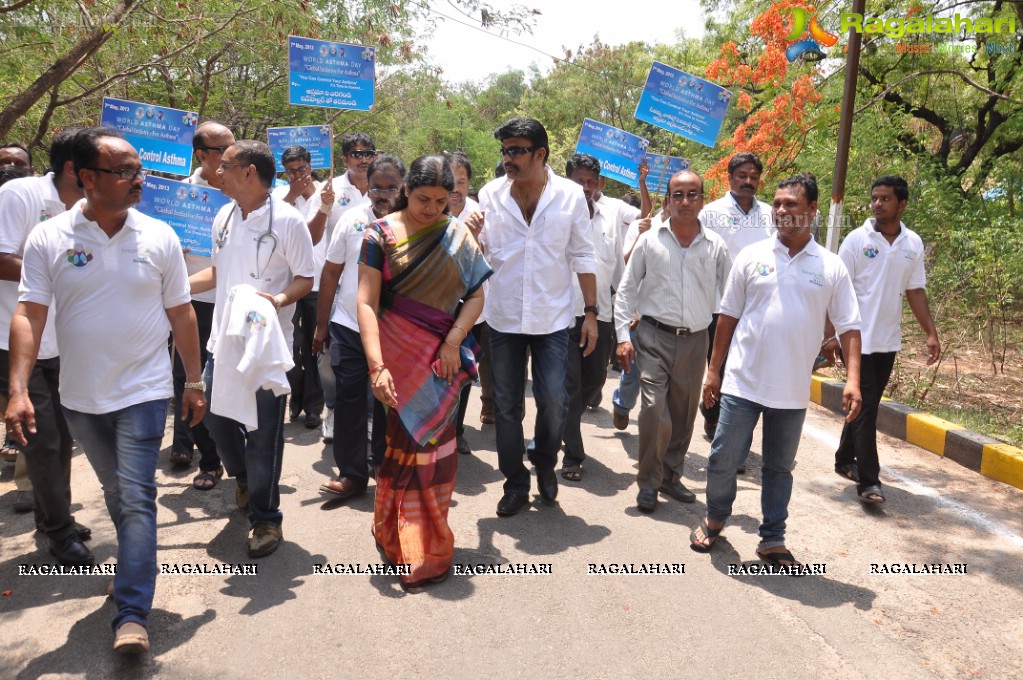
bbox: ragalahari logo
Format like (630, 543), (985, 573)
(783, 7), (839, 62)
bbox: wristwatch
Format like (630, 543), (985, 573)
(583, 305), (599, 316)
(184, 380), (207, 392)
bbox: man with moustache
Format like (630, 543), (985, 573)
(172, 121), (235, 488)
(189, 140), (315, 558)
(7, 128), (204, 653)
(697, 152), (772, 444)
(827, 176), (940, 505)
(0, 142), (32, 171)
(466, 117), (597, 517)
(615, 170), (730, 511)
(0, 128), (90, 560)
(692, 173), (862, 571)
(314, 153), (405, 499)
(330, 132), (375, 213)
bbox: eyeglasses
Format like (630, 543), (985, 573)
(368, 187), (400, 198)
(87, 167), (148, 181)
(499, 146), (535, 158)
(346, 150), (376, 159)
(669, 191), (704, 203)
(219, 163), (246, 171)
(199, 145), (229, 154)
(284, 165), (311, 177)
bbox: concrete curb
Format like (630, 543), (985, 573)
(810, 374), (1023, 491)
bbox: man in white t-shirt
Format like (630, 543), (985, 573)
(0, 128), (92, 563)
(692, 173), (862, 571)
(330, 132), (374, 214)
(314, 153), (405, 498)
(271, 145), (338, 430)
(7, 128), (204, 654)
(173, 121), (234, 487)
(697, 152), (773, 444)
(826, 176), (939, 505)
(190, 141), (315, 559)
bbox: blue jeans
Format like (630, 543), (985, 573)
(203, 356), (287, 526)
(612, 330), (639, 415)
(489, 328), (568, 494)
(63, 399), (167, 632)
(705, 394), (806, 549)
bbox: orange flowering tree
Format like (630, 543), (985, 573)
(703, 0), (822, 197)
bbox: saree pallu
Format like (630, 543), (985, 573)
(361, 216), (490, 586)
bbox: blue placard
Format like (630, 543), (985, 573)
(288, 36), (375, 110)
(644, 153), (691, 195)
(136, 176), (229, 257)
(634, 62), (732, 148)
(267, 125), (333, 172)
(574, 118), (650, 189)
(100, 97), (198, 176)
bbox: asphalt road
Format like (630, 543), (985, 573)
(2, 370), (1021, 679)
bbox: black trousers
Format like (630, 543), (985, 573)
(563, 318), (613, 465)
(171, 300), (219, 472)
(835, 351), (896, 493)
(288, 292), (325, 418)
(699, 314), (727, 427)
(454, 322), (493, 436)
(0, 351), (76, 541)
(329, 322), (384, 484)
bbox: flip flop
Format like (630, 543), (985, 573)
(193, 466), (224, 491)
(834, 463), (859, 482)
(560, 465), (583, 482)
(858, 485), (886, 504)
(690, 519), (723, 553)
(755, 549), (806, 576)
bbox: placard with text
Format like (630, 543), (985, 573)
(574, 118), (650, 189)
(288, 36), (375, 110)
(137, 176), (229, 257)
(634, 62), (731, 148)
(267, 125), (333, 172)
(100, 97), (198, 176)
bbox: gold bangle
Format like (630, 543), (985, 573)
(443, 340), (460, 349)
(452, 323), (468, 338)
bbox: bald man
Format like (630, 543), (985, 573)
(614, 170), (731, 513)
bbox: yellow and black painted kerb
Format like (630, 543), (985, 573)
(810, 375), (1023, 491)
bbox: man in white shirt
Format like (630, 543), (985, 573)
(467, 117), (598, 517)
(692, 173), (862, 571)
(314, 153), (405, 499)
(560, 154), (623, 483)
(0, 128), (92, 564)
(330, 132), (374, 213)
(615, 171), (731, 512)
(697, 152), (773, 443)
(446, 150), (493, 454)
(190, 141), (315, 559)
(6, 128), (204, 653)
(826, 176), (939, 504)
(174, 121), (234, 487)
(272, 145), (337, 430)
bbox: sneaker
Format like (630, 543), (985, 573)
(248, 522), (283, 558)
(612, 410), (629, 431)
(113, 622), (150, 654)
(322, 408), (334, 443)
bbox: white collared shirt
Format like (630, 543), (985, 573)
(330, 171), (371, 217)
(20, 204), (191, 413)
(208, 195), (316, 353)
(719, 236), (860, 409)
(271, 181), (340, 292)
(571, 200), (622, 322)
(478, 166), (596, 334)
(0, 173), (66, 358)
(614, 220), (731, 340)
(324, 203), (375, 332)
(699, 192), (773, 260)
(839, 219), (926, 354)
(597, 193), (641, 246)
(623, 210), (667, 261)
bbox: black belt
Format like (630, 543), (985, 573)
(641, 316), (692, 336)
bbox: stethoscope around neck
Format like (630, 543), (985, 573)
(214, 195), (277, 282)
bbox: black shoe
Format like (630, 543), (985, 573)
(496, 492), (529, 517)
(36, 521), (91, 540)
(304, 413), (322, 429)
(736, 465), (746, 474)
(536, 467), (558, 504)
(658, 481), (696, 503)
(636, 488), (658, 513)
(49, 534), (95, 566)
(456, 435), (471, 455)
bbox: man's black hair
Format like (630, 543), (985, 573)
(777, 172), (818, 204)
(341, 132), (375, 156)
(727, 152), (763, 175)
(565, 153), (601, 177)
(230, 140), (277, 189)
(871, 175), (909, 203)
(493, 117), (549, 162)
(281, 145), (311, 165)
(72, 127), (126, 188)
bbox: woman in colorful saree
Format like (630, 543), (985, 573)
(356, 155), (491, 588)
